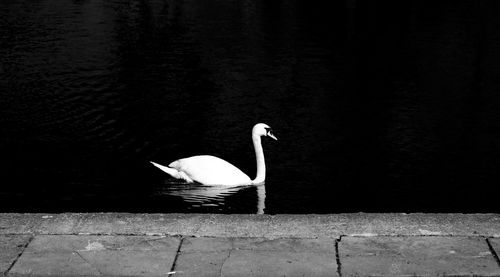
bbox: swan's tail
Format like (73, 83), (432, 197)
(150, 161), (193, 182)
(150, 161), (179, 177)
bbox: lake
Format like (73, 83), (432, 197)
(1, 0), (499, 213)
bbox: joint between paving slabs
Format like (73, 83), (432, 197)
(168, 236), (185, 275)
(486, 238), (500, 267)
(335, 235), (343, 277)
(5, 235), (34, 275)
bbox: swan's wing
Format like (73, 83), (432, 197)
(170, 155), (251, 186)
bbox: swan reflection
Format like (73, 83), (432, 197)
(159, 181), (266, 214)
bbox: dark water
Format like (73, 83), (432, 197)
(1, 0), (500, 213)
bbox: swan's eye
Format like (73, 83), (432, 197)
(266, 128), (274, 136)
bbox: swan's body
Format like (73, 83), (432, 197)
(151, 156), (251, 185)
(150, 123), (277, 186)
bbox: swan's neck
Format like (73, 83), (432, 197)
(252, 134), (266, 184)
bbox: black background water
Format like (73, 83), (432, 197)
(1, 0), (500, 213)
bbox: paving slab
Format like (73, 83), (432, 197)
(2, 213), (500, 238)
(174, 238), (232, 277)
(175, 237), (339, 277)
(73, 213), (203, 236)
(35, 213), (84, 234)
(0, 214), (42, 234)
(8, 235), (180, 277)
(192, 214), (338, 238)
(68, 213), (500, 238)
(339, 236), (500, 276)
(0, 235), (32, 275)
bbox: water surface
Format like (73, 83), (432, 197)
(1, 0), (500, 213)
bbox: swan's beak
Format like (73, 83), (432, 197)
(268, 133), (278, 140)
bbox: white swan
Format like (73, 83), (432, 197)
(150, 123), (277, 186)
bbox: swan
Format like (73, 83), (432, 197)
(150, 123), (277, 186)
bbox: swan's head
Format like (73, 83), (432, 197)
(253, 123), (278, 140)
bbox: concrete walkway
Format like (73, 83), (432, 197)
(0, 213), (500, 276)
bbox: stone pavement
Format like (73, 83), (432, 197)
(0, 213), (499, 276)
